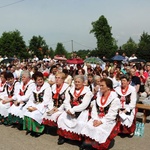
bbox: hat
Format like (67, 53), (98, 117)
(43, 72), (49, 78)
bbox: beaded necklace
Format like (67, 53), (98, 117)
(100, 91), (111, 106)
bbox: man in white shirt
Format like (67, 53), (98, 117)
(129, 54), (137, 61)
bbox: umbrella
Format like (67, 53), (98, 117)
(111, 55), (125, 61)
(66, 58), (84, 64)
(129, 58), (146, 63)
(102, 57), (110, 62)
(84, 57), (105, 64)
(0, 58), (15, 64)
(54, 55), (67, 61)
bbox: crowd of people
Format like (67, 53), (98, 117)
(0, 54), (149, 150)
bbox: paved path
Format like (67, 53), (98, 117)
(0, 113), (150, 150)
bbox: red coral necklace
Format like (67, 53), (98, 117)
(100, 91), (111, 106)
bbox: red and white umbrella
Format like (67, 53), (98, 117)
(66, 58), (84, 64)
(54, 55), (67, 61)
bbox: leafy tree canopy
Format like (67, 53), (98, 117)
(121, 37), (138, 56)
(54, 43), (68, 57)
(74, 49), (91, 59)
(0, 30), (27, 59)
(137, 32), (150, 61)
(90, 15), (117, 58)
(28, 35), (49, 59)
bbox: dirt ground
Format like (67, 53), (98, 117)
(0, 113), (150, 150)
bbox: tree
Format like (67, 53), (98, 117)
(54, 43), (68, 57)
(48, 47), (55, 58)
(0, 30), (27, 59)
(74, 49), (91, 59)
(88, 49), (99, 57)
(137, 32), (150, 61)
(90, 15), (117, 58)
(28, 35), (49, 59)
(122, 37), (138, 57)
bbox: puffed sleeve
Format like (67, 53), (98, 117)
(17, 82), (36, 102)
(70, 91), (93, 114)
(11, 82), (20, 101)
(100, 97), (120, 124)
(36, 85), (53, 114)
(91, 100), (100, 120)
(63, 87), (72, 111)
(125, 87), (137, 112)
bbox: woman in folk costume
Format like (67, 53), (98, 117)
(115, 74), (137, 136)
(23, 71), (52, 137)
(0, 72), (7, 94)
(88, 75), (101, 111)
(0, 72), (20, 125)
(8, 70), (36, 128)
(57, 75), (93, 145)
(42, 72), (70, 127)
(86, 74), (101, 97)
(92, 75), (101, 94)
(86, 73), (94, 92)
(80, 78), (120, 150)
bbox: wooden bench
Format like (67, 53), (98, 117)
(136, 103), (150, 123)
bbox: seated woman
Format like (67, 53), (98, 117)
(8, 70), (36, 128)
(139, 75), (150, 103)
(57, 75), (93, 145)
(115, 74), (137, 136)
(63, 69), (72, 86)
(0, 72), (7, 109)
(0, 72), (20, 125)
(23, 71), (52, 137)
(89, 75), (101, 105)
(80, 78), (120, 150)
(0, 72), (7, 93)
(42, 72), (70, 127)
(86, 73), (94, 92)
(93, 75), (101, 94)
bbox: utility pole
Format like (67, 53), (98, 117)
(71, 40), (73, 53)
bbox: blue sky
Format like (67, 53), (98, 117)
(0, 0), (150, 52)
